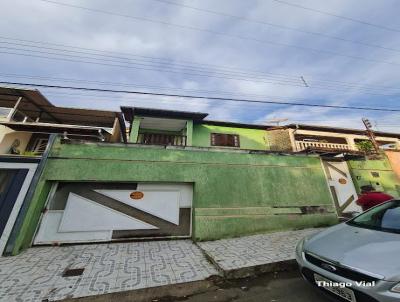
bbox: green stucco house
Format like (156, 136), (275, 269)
(4, 106), (400, 255)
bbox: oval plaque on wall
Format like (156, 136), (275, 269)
(130, 191), (144, 200)
(338, 178), (347, 185)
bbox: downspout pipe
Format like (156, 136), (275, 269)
(3, 134), (57, 256)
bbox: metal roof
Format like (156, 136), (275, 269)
(121, 106), (208, 122)
(0, 87), (117, 128)
(0, 121), (109, 137)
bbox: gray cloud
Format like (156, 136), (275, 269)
(1, 0), (400, 131)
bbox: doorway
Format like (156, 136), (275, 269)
(323, 160), (361, 216)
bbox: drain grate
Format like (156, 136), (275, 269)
(62, 268), (85, 277)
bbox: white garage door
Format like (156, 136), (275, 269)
(34, 182), (193, 244)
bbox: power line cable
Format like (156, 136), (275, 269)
(152, 0), (400, 53)
(6, 73), (395, 108)
(0, 41), (303, 82)
(0, 43), (304, 85)
(6, 42), (400, 93)
(38, 91), (299, 112)
(4, 83), (398, 127)
(0, 36), (301, 79)
(1, 81), (400, 112)
(9, 85), (396, 115)
(0, 50), (307, 87)
(272, 0), (400, 33)
(2, 35), (400, 92)
(3, 48), (400, 97)
(37, 0), (400, 67)
(1, 72), (400, 106)
(43, 91), (400, 118)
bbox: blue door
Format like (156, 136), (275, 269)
(0, 169), (28, 237)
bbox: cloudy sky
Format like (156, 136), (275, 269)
(1, 0), (400, 131)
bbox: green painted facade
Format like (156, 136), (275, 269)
(192, 124), (268, 150)
(12, 139), (337, 254)
(129, 118), (268, 151)
(347, 156), (400, 197)
(186, 120), (193, 146)
(129, 117), (141, 143)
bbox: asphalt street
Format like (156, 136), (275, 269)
(160, 270), (332, 302)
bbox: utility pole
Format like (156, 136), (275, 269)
(362, 118), (380, 153)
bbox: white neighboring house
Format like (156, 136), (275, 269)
(0, 86), (119, 156)
(0, 86), (121, 255)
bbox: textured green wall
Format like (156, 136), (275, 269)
(12, 179), (52, 255)
(13, 140), (336, 254)
(196, 214), (338, 241)
(348, 157), (400, 197)
(192, 124), (268, 150)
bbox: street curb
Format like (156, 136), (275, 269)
(196, 244), (226, 276)
(196, 243), (298, 280)
(60, 276), (223, 302)
(223, 259), (298, 279)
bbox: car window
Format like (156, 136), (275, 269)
(348, 200), (400, 233)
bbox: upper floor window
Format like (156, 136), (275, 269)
(211, 133), (240, 147)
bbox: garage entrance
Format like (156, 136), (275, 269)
(34, 182), (193, 244)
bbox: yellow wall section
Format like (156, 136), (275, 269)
(192, 124), (268, 150)
(0, 126), (32, 154)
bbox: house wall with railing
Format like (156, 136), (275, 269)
(294, 129), (400, 151)
(10, 138), (338, 255)
(137, 128), (187, 146)
(267, 128), (400, 152)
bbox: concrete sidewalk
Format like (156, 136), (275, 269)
(198, 228), (323, 278)
(0, 228), (321, 301)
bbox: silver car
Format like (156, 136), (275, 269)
(296, 199), (400, 302)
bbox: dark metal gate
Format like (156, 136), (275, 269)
(0, 169), (28, 236)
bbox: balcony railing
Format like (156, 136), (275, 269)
(137, 133), (187, 146)
(295, 141), (352, 151)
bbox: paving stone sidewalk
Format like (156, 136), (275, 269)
(197, 228), (323, 277)
(0, 240), (218, 302)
